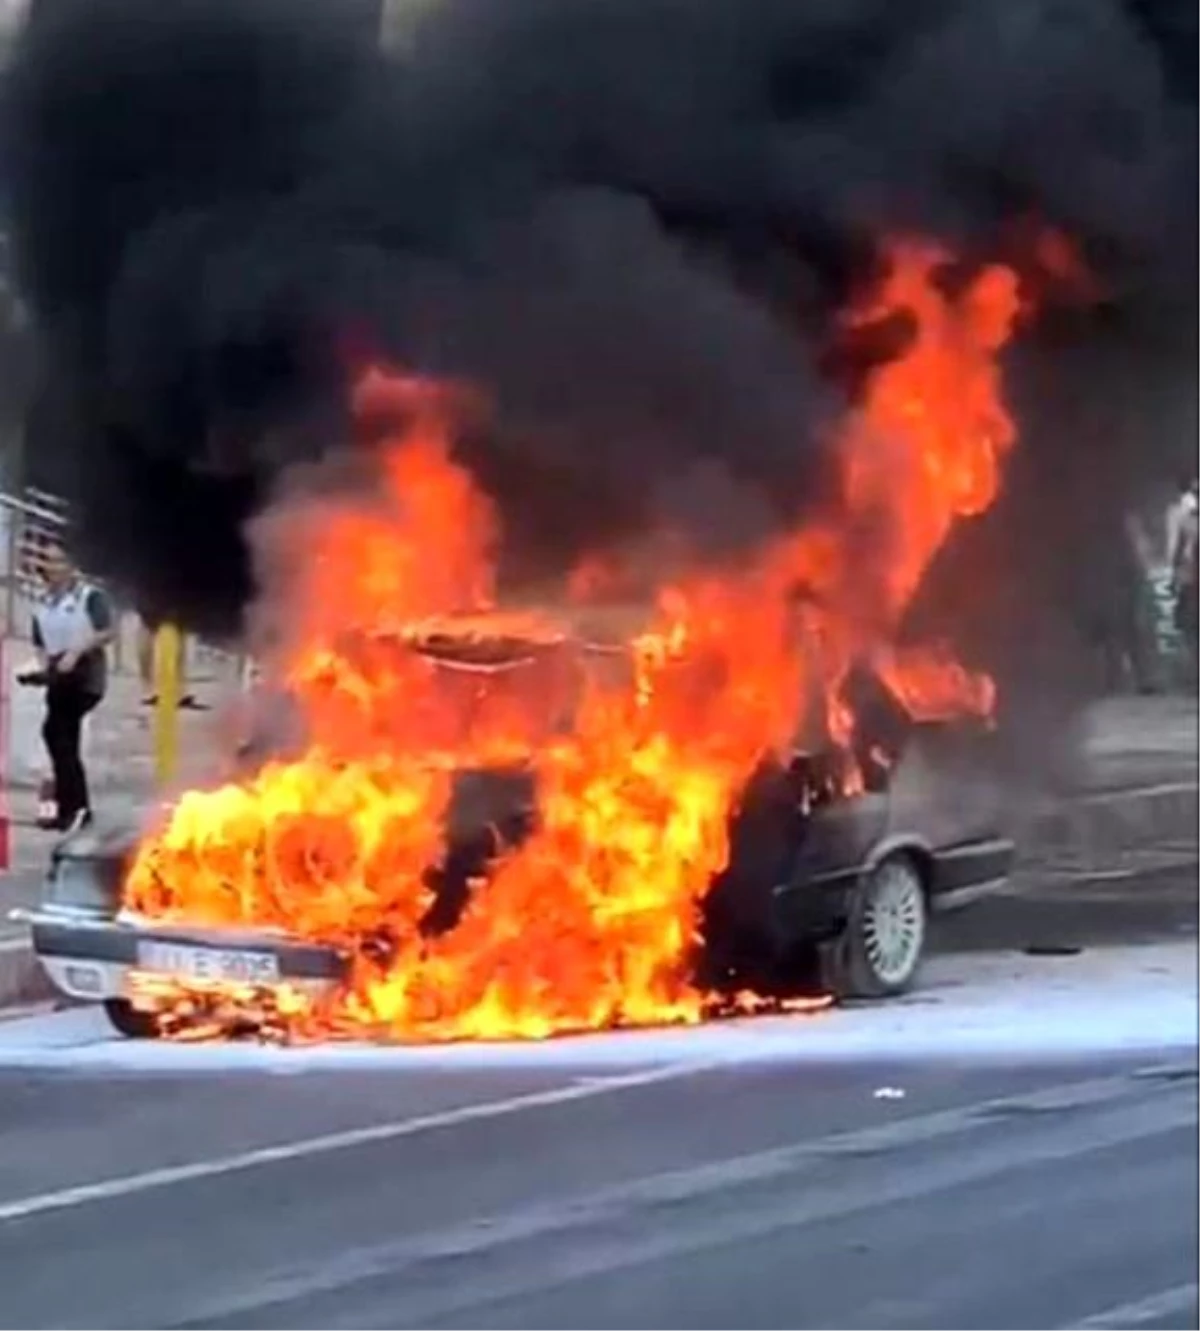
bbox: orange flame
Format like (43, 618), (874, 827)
(124, 240), (1029, 1041)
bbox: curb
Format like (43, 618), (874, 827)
(1, 780), (1195, 1014)
(1021, 781), (1198, 874)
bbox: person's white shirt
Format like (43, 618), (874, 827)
(1166, 487), (1198, 568)
(33, 580), (100, 658)
(1175, 506), (1200, 587)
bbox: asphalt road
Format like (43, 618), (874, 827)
(0, 871), (1195, 1331)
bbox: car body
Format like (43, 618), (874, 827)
(15, 635), (1015, 1033)
(702, 707), (1014, 997)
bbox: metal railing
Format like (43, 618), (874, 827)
(0, 486), (131, 672)
(0, 484), (72, 635)
(0, 485), (236, 680)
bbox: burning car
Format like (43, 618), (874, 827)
(15, 622), (1014, 1039)
(15, 244), (1034, 1042)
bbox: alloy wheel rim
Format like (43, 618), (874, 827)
(862, 863), (925, 985)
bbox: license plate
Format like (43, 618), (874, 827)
(135, 940), (281, 986)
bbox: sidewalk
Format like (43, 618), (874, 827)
(0, 688), (1194, 1004)
(1066, 695), (1198, 793)
(6, 651), (240, 795)
(1013, 694), (1197, 882)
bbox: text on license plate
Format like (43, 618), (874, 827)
(135, 940), (281, 985)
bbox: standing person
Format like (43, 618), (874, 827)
(1076, 506), (1154, 694)
(1165, 473), (1198, 569)
(1121, 510), (1159, 693)
(30, 543), (115, 831)
(1171, 491), (1199, 683)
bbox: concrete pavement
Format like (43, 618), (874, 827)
(1062, 695), (1198, 794)
(1023, 694), (1197, 878)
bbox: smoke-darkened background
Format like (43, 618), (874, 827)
(2, 0), (1195, 720)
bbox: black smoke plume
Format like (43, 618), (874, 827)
(4, 0), (1195, 658)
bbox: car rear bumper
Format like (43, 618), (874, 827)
(11, 907), (348, 1005)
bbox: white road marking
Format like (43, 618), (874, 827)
(177, 1069), (1199, 1328)
(1072, 780), (1198, 803)
(0, 1058), (721, 1225)
(1066, 1281), (1200, 1328)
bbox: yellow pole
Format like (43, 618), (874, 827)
(152, 624), (183, 787)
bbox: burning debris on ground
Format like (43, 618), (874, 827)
(3, 1), (1194, 1042)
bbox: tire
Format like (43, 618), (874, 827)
(825, 854), (928, 999)
(103, 998), (160, 1040)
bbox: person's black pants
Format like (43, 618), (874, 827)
(42, 678), (100, 831)
(1178, 581), (1198, 645)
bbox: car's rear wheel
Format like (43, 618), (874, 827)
(103, 998), (160, 1039)
(825, 854), (928, 999)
